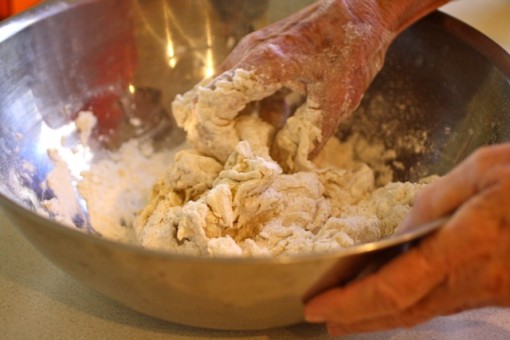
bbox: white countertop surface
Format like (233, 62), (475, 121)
(2, 1), (510, 339)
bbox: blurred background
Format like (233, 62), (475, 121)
(0, 0), (42, 20)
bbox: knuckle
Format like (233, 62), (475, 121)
(468, 146), (493, 174)
(255, 43), (287, 61)
(478, 164), (510, 191)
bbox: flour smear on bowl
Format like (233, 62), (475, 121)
(44, 70), (436, 257)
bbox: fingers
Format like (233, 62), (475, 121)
(258, 90), (295, 129)
(304, 242), (446, 324)
(400, 143), (510, 229)
(324, 278), (465, 336)
(319, 210), (507, 336)
(306, 162), (510, 336)
(210, 0), (396, 164)
(306, 22), (392, 157)
(307, 72), (357, 158)
(304, 219), (472, 337)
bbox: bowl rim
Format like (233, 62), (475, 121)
(0, 194), (445, 264)
(1, 2), (509, 264)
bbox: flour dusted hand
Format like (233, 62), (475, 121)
(173, 0), (395, 171)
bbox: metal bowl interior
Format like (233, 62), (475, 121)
(0, 0), (510, 331)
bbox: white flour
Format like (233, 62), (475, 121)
(41, 111), (183, 238)
(78, 139), (184, 242)
(74, 110), (97, 145)
(40, 111), (97, 227)
(41, 148), (83, 226)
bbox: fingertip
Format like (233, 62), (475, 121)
(396, 188), (436, 233)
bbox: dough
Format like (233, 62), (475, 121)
(133, 69), (435, 257)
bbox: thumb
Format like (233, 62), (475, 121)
(400, 143), (510, 230)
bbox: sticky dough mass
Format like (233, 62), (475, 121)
(133, 69), (433, 257)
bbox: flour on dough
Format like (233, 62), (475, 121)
(133, 69), (436, 257)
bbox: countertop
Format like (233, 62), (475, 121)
(2, 1), (510, 339)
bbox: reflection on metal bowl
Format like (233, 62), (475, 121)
(0, 0), (509, 331)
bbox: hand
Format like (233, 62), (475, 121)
(218, 0), (394, 158)
(174, 0), (397, 170)
(175, 0), (451, 170)
(304, 143), (510, 336)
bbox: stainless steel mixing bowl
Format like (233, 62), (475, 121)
(1, 0), (510, 331)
